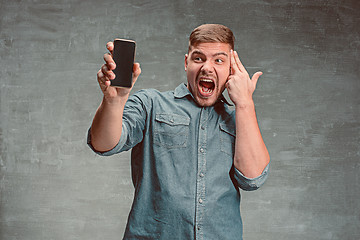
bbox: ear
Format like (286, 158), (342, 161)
(184, 54), (188, 71)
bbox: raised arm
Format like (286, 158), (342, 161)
(226, 50), (270, 178)
(90, 42), (141, 152)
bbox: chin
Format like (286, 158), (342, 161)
(195, 96), (217, 107)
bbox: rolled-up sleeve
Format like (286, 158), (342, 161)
(87, 90), (149, 156)
(233, 163), (269, 191)
(87, 124), (129, 156)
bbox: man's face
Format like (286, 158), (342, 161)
(185, 42), (231, 107)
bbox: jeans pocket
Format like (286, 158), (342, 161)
(154, 113), (190, 149)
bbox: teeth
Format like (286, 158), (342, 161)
(201, 79), (213, 82)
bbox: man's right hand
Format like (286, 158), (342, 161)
(97, 41), (141, 101)
(90, 42), (141, 152)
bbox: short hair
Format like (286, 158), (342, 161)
(188, 24), (235, 51)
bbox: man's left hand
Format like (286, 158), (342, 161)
(226, 50), (263, 108)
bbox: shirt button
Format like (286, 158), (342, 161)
(170, 119), (174, 123)
(201, 125), (205, 130)
(197, 226), (201, 230)
(199, 198), (203, 204)
(200, 148), (204, 153)
(199, 173), (204, 178)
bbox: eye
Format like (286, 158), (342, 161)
(193, 56), (203, 62)
(215, 58), (224, 63)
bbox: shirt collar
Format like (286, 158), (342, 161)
(174, 83), (233, 106)
(174, 83), (192, 98)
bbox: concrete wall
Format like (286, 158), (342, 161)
(0, 0), (359, 239)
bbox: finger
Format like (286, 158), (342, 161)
(97, 69), (111, 86)
(101, 64), (115, 80)
(230, 50), (240, 75)
(133, 63), (141, 78)
(129, 63), (141, 87)
(251, 71), (263, 86)
(103, 53), (116, 70)
(234, 51), (247, 73)
(106, 41), (114, 54)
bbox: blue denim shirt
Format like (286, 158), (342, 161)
(88, 83), (269, 240)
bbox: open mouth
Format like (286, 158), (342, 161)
(198, 78), (215, 97)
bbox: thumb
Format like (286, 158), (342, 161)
(132, 63), (141, 85)
(251, 71), (263, 86)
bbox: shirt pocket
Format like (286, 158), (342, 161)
(154, 113), (190, 149)
(219, 121), (236, 156)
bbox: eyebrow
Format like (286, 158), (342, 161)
(191, 50), (228, 57)
(213, 52), (228, 57)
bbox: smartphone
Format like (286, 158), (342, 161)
(111, 39), (136, 88)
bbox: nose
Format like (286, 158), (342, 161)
(200, 60), (214, 74)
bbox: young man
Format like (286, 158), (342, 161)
(88, 24), (270, 240)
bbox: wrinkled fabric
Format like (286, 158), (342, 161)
(88, 83), (269, 240)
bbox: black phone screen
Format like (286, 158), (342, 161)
(111, 39), (136, 88)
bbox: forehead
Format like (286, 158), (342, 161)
(189, 42), (231, 55)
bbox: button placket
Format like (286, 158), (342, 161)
(195, 107), (210, 240)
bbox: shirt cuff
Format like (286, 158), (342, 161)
(87, 127), (127, 156)
(233, 163), (269, 191)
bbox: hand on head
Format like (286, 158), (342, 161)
(226, 50), (262, 108)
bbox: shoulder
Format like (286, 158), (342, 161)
(131, 83), (187, 100)
(132, 88), (173, 97)
(130, 88), (175, 102)
(126, 88), (175, 110)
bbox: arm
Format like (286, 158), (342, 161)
(226, 50), (270, 178)
(90, 42), (141, 152)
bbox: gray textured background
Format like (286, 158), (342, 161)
(0, 0), (359, 239)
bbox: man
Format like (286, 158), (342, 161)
(88, 24), (270, 240)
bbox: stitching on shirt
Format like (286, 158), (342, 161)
(219, 123), (235, 156)
(154, 113), (190, 149)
